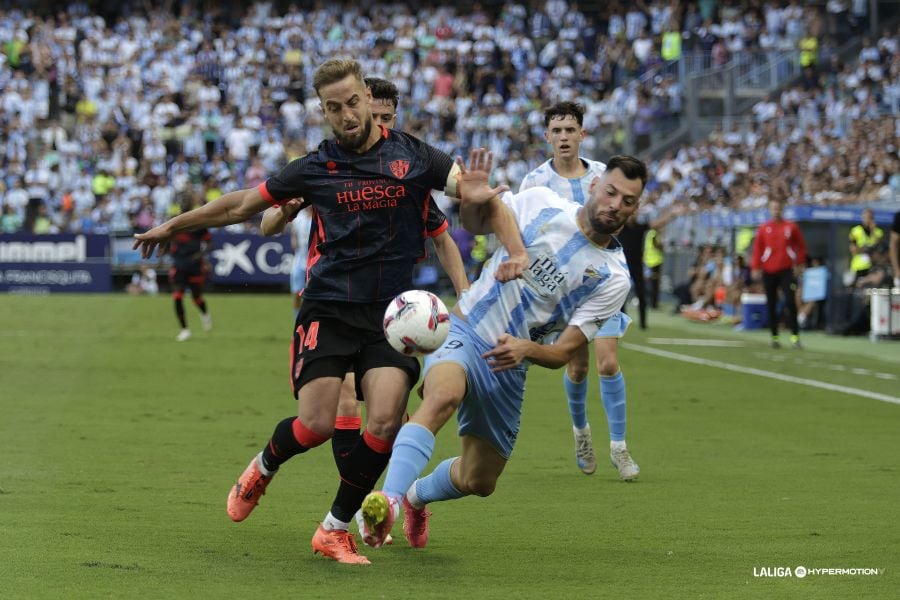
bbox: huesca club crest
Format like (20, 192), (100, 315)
(390, 159), (410, 179)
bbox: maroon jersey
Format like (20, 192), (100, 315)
(259, 127), (453, 302)
(170, 228), (211, 271)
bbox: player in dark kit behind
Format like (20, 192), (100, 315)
(133, 58), (526, 565)
(168, 200), (212, 342)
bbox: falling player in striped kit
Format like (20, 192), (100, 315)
(361, 149), (647, 551)
(519, 102), (639, 480)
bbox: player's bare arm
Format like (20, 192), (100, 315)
(134, 187), (271, 258)
(432, 230), (470, 296)
(483, 326), (589, 373)
(456, 148), (527, 281)
(260, 199), (304, 236)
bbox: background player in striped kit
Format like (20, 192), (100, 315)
(361, 150), (647, 551)
(519, 102), (639, 480)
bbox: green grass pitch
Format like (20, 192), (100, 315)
(1, 293), (897, 599)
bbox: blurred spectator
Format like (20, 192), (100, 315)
(31, 203), (54, 234)
(470, 234), (489, 281)
(1, 204), (22, 233)
(644, 223), (664, 310)
(449, 225), (476, 281)
(126, 265), (159, 295)
(847, 208), (885, 286)
(724, 253), (756, 320)
(891, 210), (900, 289)
(797, 256), (827, 330)
(673, 244), (712, 311)
(852, 247), (892, 289)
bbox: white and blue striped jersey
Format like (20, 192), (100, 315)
(518, 157), (606, 206)
(456, 188), (631, 348)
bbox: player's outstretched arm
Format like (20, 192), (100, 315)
(482, 326), (588, 372)
(134, 187), (270, 258)
(457, 148), (527, 281)
(260, 199), (303, 236)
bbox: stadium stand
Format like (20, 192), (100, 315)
(1, 1), (898, 327)
(2, 0), (896, 236)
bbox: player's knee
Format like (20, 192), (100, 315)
(420, 387), (463, 429)
(566, 361), (588, 382)
(461, 474), (497, 498)
(595, 354), (619, 377)
(337, 397), (360, 418)
(363, 413), (402, 439)
(298, 413), (335, 438)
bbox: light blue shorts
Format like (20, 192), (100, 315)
(594, 311), (631, 339)
(423, 315), (526, 459)
(290, 256), (306, 294)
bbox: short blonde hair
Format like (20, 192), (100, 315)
(313, 59), (365, 95)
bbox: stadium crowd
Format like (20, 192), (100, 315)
(644, 40), (900, 219)
(0, 0), (896, 239)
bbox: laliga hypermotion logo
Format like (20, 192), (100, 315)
(212, 240), (255, 275)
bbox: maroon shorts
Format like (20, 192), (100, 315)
(289, 299), (419, 398)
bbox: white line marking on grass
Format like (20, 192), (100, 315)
(751, 353), (897, 380)
(622, 343), (900, 406)
(647, 338), (748, 347)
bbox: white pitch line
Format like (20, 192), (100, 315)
(621, 343), (900, 406)
(646, 337), (748, 347)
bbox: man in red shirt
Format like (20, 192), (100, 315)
(751, 199), (807, 349)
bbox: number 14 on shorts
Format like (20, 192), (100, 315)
(295, 321), (320, 351)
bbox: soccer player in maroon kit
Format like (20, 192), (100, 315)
(134, 59), (524, 564)
(259, 76), (470, 547)
(750, 199), (807, 349)
(167, 225), (212, 342)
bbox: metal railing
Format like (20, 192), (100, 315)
(680, 50), (800, 91)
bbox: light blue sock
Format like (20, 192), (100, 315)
(414, 457), (465, 504)
(564, 372), (588, 430)
(383, 423), (435, 500)
(600, 371), (626, 442)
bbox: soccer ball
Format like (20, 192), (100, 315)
(383, 290), (451, 355)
